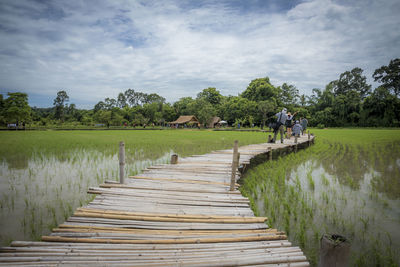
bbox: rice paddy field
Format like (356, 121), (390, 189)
(0, 129), (267, 246)
(241, 128), (400, 266)
(0, 128), (399, 267)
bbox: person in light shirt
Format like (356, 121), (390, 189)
(272, 108), (287, 143)
(292, 120), (303, 137)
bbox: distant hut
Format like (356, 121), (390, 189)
(170, 115), (200, 128)
(207, 116), (221, 128)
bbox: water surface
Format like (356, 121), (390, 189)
(245, 140), (400, 266)
(0, 149), (172, 245)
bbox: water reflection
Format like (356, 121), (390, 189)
(313, 142), (400, 199)
(244, 139), (400, 266)
(0, 149), (173, 246)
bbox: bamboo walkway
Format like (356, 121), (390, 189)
(0, 134), (314, 266)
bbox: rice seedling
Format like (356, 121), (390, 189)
(307, 170), (315, 191)
(321, 174), (330, 186)
(240, 128), (400, 266)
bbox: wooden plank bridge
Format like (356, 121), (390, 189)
(0, 134), (314, 266)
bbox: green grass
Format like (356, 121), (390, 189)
(241, 128), (400, 266)
(0, 129), (268, 164)
(310, 128), (400, 146)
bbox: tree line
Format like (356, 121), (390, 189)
(1, 58), (399, 128)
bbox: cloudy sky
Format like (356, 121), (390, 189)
(0, 0), (399, 108)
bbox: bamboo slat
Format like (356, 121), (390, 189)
(73, 211), (266, 223)
(41, 234), (287, 244)
(77, 207), (262, 220)
(130, 175), (240, 187)
(99, 183), (242, 194)
(87, 187), (249, 203)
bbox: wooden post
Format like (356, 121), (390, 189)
(119, 141), (125, 184)
(268, 135), (272, 143)
(294, 135), (298, 153)
(268, 147), (272, 161)
(319, 234), (350, 267)
(308, 130), (310, 140)
(230, 140), (239, 191)
(171, 154), (178, 164)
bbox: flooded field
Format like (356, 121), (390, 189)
(241, 129), (400, 266)
(0, 129), (267, 246)
(0, 149), (173, 245)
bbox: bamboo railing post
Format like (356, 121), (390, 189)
(171, 154), (178, 164)
(268, 134), (272, 143)
(294, 136), (298, 153)
(230, 140), (239, 191)
(119, 141), (125, 184)
(268, 147), (272, 161)
(308, 130), (311, 147)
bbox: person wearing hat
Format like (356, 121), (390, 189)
(272, 108), (288, 143)
(292, 120), (302, 137)
(285, 111), (298, 139)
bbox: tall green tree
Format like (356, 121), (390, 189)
(333, 67), (371, 99)
(3, 92), (31, 126)
(241, 77), (280, 102)
(162, 103), (177, 123)
(173, 97), (196, 116)
(197, 87), (223, 105)
(279, 83), (299, 108)
(124, 89), (137, 107)
(0, 94), (5, 125)
(191, 98), (216, 126)
(361, 86), (400, 126)
(221, 96), (257, 126)
(373, 58), (400, 97)
(299, 94), (307, 107)
(143, 102), (162, 124)
(117, 93), (127, 108)
(94, 110), (112, 128)
(94, 101), (106, 112)
(0, 94), (4, 110)
(104, 98), (117, 110)
(143, 93), (165, 104)
(258, 99), (277, 129)
(53, 90), (69, 121)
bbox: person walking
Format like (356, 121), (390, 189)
(300, 117), (308, 135)
(272, 108), (288, 144)
(286, 111), (298, 138)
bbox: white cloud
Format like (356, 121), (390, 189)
(0, 0), (399, 108)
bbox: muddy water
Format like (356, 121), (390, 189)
(0, 149), (173, 245)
